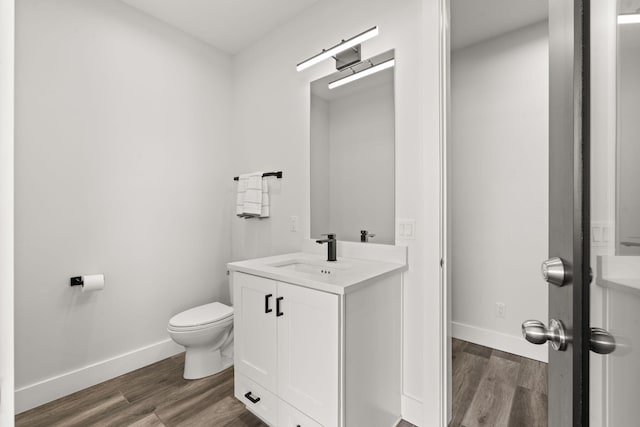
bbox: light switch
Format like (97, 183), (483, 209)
(290, 215), (299, 232)
(397, 219), (416, 240)
(592, 226), (602, 243)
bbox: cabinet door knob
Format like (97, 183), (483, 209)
(265, 294), (273, 313)
(244, 391), (261, 404)
(276, 296), (284, 317)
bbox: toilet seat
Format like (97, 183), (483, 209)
(168, 302), (233, 331)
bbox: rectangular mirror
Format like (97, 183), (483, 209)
(310, 50), (395, 244)
(617, 11), (640, 254)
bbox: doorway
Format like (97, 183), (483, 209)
(448, 0), (549, 425)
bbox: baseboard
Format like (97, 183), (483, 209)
(401, 393), (423, 426)
(452, 321), (547, 363)
(15, 339), (183, 414)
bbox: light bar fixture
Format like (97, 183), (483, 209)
(618, 13), (640, 24)
(296, 26), (379, 72)
(328, 58), (395, 90)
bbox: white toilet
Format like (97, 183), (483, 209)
(168, 301), (234, 379)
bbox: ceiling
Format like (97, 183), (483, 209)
(451, 0), (548, 51)
(119, 0), (320, 54)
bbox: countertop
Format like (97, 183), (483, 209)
(228, 251), (407, 295)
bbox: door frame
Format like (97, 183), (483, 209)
(421, 0), (450, 425)
(0, 0), (15, 424)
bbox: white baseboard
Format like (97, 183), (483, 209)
(452, 321), (547, 363)
(15, 339), (183, 414)
(401, 393), (423, 426)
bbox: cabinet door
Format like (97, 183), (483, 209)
(276, 282), (339, 427)
(234, 272), (278, 392)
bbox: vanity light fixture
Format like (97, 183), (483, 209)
(328, 58), (395, 90)
(296, 26), (379, 72)
(618, 13), (640, 24)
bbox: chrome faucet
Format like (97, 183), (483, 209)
(316, 233), (337, 262)
(360, 230), (376, 242)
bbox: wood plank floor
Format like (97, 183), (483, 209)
(16, 353), (266, 427)
(16, 340), (544, 426)
(16, 353), (416, 427)
(450, 338), (548, 427)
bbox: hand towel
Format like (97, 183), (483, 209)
(242, 172), (263, 217)
(235, 174), (250, 217)
(260, 178), (270, 218)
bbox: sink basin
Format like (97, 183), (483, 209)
(270, 259), (352, 278)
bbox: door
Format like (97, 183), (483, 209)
(233, 272), (278, 392)
(522, 1), (640, 425)
(276, 281), (339, 427)
(522, 0), (592, 424)
(546, 1), (590, 425)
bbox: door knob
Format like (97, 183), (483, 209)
(522, 318), (568, 351)
(590, 327), (616, 354)
(541, 257), (567, 287)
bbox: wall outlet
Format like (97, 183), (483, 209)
(290, 215), (299, 232)
(495, 302), (506, 319)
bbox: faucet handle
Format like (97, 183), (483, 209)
(322, 233), (336, 239)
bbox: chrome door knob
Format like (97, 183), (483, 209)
(522, 318), (568, 351)
(541, 257), (566, 287)
(590, 327), (616, 355)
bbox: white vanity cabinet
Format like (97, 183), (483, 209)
(229, 249), (405, 427)
(234, 272), (339, 426)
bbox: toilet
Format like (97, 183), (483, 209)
(168, 301), (234, 380)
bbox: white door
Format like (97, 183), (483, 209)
(276, 281), (339, 427)
(234, 273), (278, 392)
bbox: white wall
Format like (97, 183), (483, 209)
(328, 81), (395, 244)
(230, 0), (443, 423)
(15, 0), (233, 411)
(0, 0), (15, 423)
(450, 21), (549, 361)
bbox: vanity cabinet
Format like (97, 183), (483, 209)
(234, 272), (339, 426)
(229, 250), (404, 427)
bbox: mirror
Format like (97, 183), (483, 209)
(617, 7), (640, 254)
(310, 50), (395, 244)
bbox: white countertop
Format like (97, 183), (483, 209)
(596, 255), (640, 295)
(228, 251), (407, 295)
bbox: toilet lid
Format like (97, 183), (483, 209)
(169, 302), (233, 328)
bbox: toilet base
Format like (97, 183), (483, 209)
(183, 348), (233, 380)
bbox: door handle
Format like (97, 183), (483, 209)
(541, 257), (567, 287)
(244, 391), (261, 404)
(590, 327), (616, 354)
(522, 318), (568, 351)
(265, 294), (273, 313)
(276, 296), (284, 317)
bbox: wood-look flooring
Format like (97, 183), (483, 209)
(17, 340), (544, 427)
(16, 353), (416, 427)
(450, 338), (548, 427)
(16, 353), (265, 427)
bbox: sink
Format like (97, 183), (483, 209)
(270, 259), (352, 278)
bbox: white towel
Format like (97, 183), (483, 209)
(260, 178), (270, 218)
(235, 174), (251, 217)
(243, 172), (263, 216)
(236, 172), (271, 218)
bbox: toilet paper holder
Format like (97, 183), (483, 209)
(70, 276), (84, 287)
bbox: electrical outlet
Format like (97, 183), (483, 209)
(290, 215), (299, 232)
(495, 302), (506, 319)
